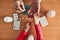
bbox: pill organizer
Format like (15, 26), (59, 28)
(39, 16), (48, 27)
(13, 13), (18, 21)
(13, 21), (20, 30)
(13, 13), (21, 30)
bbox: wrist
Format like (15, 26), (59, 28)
(34, 20), (40, 24)
(35, 22), (39, 24)
(25, 28), (30, 32)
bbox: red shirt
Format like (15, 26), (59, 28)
(17, 24), (43, 40)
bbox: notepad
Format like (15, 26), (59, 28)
(13, 21), (20, 30)
(39, 16), (48, 27)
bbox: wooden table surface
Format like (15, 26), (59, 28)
(0, 0), (60, 40)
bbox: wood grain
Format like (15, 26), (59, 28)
(0, 0), (60, 40)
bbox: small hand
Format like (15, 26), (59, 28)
(25, 22), (30, 32)
(34, 13), (40, 24)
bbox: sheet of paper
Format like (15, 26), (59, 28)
(13, 21), (20, 30)
(39, 16), (48, 27)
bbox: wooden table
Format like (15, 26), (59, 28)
(0, 0), (60, 40)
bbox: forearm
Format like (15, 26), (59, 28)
(17, 23), (30, 40)
(35, 24), (43, 40)
(17, 30), (28, 40)
(37, 2), (40, 15)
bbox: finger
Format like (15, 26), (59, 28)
(34, 13), (36, 17)
(16, 10), (21, 13)
(34, 13), (39, 17)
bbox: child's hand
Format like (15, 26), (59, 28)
(34, 13), (40, 24)
(25, 22), (30, 32)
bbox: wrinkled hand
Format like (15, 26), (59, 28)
(15, 0), (25, 12)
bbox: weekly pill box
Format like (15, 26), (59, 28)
(13, 21), (20, 30)
(39, 16), (48, 27)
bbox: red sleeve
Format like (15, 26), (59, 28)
(17, 31), (28, 40)
(35, 24), (43, 40)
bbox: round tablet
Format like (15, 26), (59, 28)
(4, 17), (13, 23)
